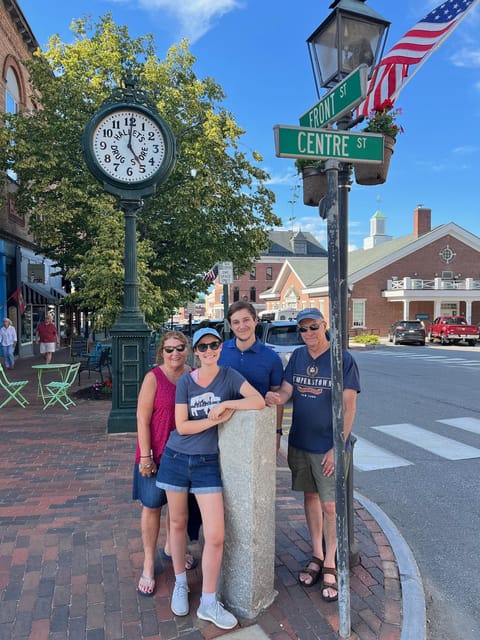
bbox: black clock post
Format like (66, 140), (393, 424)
(83, 77), (176, 433)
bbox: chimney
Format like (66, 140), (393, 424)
(413, 206), (431, 237)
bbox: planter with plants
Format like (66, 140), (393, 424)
(354, 99), (403, 186)
(295, 158), (327, 207)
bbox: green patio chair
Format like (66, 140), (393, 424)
(0, 362), (29, 408)
(43, 362), (81, 410)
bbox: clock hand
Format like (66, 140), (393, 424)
(127, 120), (142, 165)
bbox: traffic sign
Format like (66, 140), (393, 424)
(273, 124), (383, 164)
(299, 65), (368, 128)
(218, 261), (234, 285)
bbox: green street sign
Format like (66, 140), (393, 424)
(299, 65), (368, 128)
(273, 124), (383, 164)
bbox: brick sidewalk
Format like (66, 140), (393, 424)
(0, 352), (402, 639)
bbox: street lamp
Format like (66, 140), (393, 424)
(307, 0), (390, 94)
(305, 3), (390, 636)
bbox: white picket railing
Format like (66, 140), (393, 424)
(387, 277), (480, 291)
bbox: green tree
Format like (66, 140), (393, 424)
(0, 14), (279, 327)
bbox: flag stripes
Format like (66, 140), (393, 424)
(359, 0), (478, 115)
(203, 265), (218, 283)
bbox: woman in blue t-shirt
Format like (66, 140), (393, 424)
(156, 327), (264, 630)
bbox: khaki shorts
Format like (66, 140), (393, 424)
(287, 445), (351, 503)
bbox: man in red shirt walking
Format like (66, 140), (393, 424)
(36, 314), (59, 364)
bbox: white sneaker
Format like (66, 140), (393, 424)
(197, 599), (237, 629)
(171, 582), (189, 616)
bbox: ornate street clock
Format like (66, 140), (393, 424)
(82, 80), (176, 199)
(81, 78), (177, 434)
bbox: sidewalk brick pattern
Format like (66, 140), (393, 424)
(0, 351), (402, 639)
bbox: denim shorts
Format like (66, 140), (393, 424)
(132, 464), (168, 509)
(156, 447), (223, 494)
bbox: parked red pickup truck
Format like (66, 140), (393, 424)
(428, 316), (479, 346)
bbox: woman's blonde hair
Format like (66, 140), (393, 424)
(155, 330), (189, 364)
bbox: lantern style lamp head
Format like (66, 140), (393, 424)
(307, 0), (390, 93)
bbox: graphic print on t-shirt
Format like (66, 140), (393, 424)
(190, 392), (221, 418)
(292, 373), (331, 397)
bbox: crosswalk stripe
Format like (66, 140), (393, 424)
(353, 437), (412, 471)
(438, 417), (480, 435)
(372, 423), (480, 460)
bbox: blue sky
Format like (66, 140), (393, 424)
(17, 0), (480, 250)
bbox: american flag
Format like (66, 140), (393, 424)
(358, 0), (478, 116)
(202, 264), (218, 283)
(9, 286), (26, 315)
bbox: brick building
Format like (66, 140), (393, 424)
(1, 0), (67, 357)
(204, 230), (327, 319)
(259, 207), (480, 336)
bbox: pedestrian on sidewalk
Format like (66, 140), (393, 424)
(266, 308), (360, 602)
(156, 327), (264, 629)
(0, 318), (17, 370)
(36, 314), (59, 364)
(219, 301), (284, 450)
(133, 330), (201, 597)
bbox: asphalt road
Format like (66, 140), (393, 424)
(352, 341), (480, 640)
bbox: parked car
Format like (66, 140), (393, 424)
(388, 320), (426, 346)
(256, 321), (304, 367)
(428, 316), (478, 346)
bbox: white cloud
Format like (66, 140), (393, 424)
(453, 145), (478, 155)
(450, 48), (480, 68)
(137, 0), (243, 42)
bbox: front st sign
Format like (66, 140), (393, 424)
(273, 124), (383, 164)
(299, 65), (368, 129)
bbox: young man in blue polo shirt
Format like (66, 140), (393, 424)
(218, 301), (284, 449)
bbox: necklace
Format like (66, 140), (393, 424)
(307, 360), (318, 377)
(306, 348), (325, 377)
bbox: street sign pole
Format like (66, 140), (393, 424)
(218, 261), (234, 340)
(321, 160), (351, 633)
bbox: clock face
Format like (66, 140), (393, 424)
(92, 109), (166, 184)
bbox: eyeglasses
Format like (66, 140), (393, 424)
(163, 344), (186, 353)
(298, 324), (321, 333)
(196, 341), (221, 352)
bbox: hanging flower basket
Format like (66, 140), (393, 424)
(302, 165), (327, 206)
(354, 135), (395, 186)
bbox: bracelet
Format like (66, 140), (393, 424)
(276, 429), (283, 435)
(140, 455), (152, 458)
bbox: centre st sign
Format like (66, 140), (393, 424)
(273, 124), (383, 164)
(299, 65), (368, 129)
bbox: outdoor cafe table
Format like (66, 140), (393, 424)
(31, 364), (71, 402)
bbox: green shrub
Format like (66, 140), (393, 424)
(351, 334), (379, 345)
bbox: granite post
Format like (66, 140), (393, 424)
(218, 406), (277, 619)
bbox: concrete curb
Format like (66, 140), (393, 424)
(355, 491), (427, 640)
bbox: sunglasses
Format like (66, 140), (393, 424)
(298, 324), (321, 333)
(196, 341), (221, 352)
(163, 344), (186, 353)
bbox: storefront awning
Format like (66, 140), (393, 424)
(50, 286), (66, 300)
(23, 282), (60, 305)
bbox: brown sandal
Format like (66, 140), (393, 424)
(298, 555), (323, 587)
(321, 567), (338, 602)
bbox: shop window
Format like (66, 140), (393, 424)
(352, 299), (366, 328)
